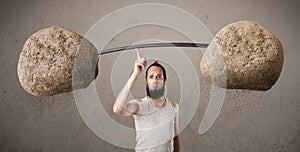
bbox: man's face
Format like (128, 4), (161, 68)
(146, 66), (165, 99)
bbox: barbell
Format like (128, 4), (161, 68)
(17, 21), (283, 96)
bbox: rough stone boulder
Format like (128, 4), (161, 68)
(18, 26), (98, 96)
(200, 21), (283, 90)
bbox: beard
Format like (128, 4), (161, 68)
(146, 84), (165, 100)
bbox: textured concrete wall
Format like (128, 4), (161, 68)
(0, 0), (299, 151)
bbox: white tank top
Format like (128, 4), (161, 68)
(134, 97), (176, 152)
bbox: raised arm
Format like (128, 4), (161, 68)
(113, 57), (147, 116)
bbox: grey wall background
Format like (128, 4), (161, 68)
(1, 0), (299, 151)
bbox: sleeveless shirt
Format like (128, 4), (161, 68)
(134, 97), (176, 152)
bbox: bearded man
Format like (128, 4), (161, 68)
(113, 56), (180, 152)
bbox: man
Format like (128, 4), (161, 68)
(113, 55), (180, 152)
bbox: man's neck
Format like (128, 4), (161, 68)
(147, 96), (166, 108)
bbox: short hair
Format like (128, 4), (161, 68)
(145, 61), (167, 82)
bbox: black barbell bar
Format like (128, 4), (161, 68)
(99, 42), (209, 55)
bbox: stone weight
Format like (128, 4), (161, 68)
(200, 21), (283, 90)
(17, 26), (98, 96)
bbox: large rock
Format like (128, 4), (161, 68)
(17, 26), (98, 96)
(200, 21), (283, 90)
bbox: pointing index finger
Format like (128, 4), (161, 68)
(136, 48), (141, 59)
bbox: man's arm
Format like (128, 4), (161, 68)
(173, 102), (180, 152)
(113, 58), (147, 116)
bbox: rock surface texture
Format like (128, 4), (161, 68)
(200, 21), (283, 90)
(18, 26), (98, 96)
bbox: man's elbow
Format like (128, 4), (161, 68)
(113, 102), (122, 115)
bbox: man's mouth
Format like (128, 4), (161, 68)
(152, 84), (159, 89)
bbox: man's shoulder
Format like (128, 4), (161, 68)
(168, 99), (177, 106)
(132, 99), (144, 119)
(128, 99), (143, 112)
(168, 99), (179, 111)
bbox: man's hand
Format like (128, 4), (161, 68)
(133, 57), (147, 77)
(133, 48), (147, 77)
